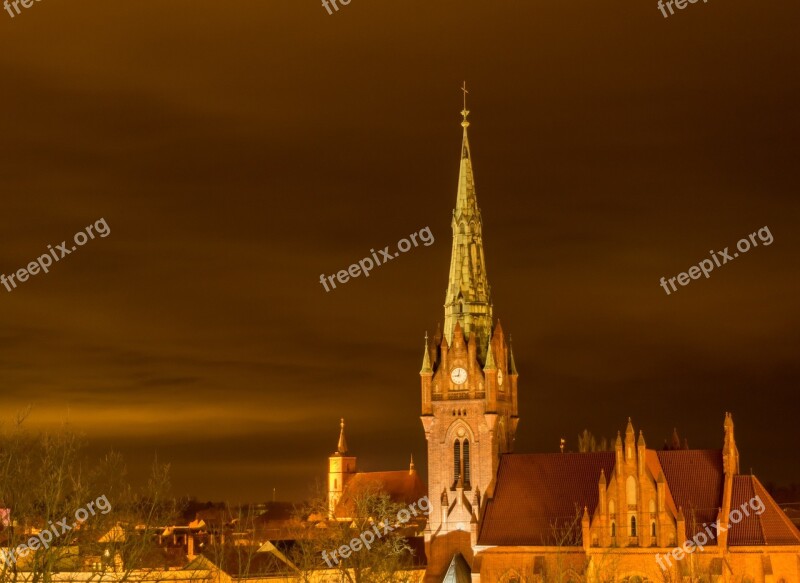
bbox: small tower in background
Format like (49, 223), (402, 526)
(328, 418), (356, 516)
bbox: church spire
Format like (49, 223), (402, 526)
(444, 83), (493, 360)
(420, 332), (432, 373)
(336, 418), (348, 455)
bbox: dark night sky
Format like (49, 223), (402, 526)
(0, 1), (798, 502)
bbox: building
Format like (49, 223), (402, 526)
(412, 102), (800, 582)
(328, 418), (426, 521)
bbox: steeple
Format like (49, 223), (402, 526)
(420, 92), (519, 545)
(444, 86), (493, 360)
(329, 418), (356, 516)
(336, 418), (348, 455)
(420, 332), (432, 374)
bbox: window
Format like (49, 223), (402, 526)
(463, 440), (471, 486)
(651, 521), (656, 537)
(453, 441), (461, 485)
(452, 437), (471, 488)
(611, 521), (616, 537)
(626, 476), (637, 505)
(630, 515), (637, 537)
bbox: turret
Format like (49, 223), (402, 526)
(328, 419), (357, 516)
(720, 412), (740, 538)
(615, 431), (624, 469)
(637, 430), (646, 476)
(420, 333), (433, 415)
(598, 469), (608, 546)
(723, 412), (740, 476)
(581, 507), (591, 551)
(656, 471), (666, 546)
(624, 418), (635, 462)
(483, 331), (497, 410)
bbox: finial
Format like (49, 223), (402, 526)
(460, 81), (470, 127)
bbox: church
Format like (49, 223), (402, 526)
(329, 103), (800, 583)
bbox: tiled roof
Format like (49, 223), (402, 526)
(728, 475), (800, 546)
(336, 470), (427, 519)
(644, 450), (679, 517)
(477, 448), (800, 550)
(478, 452), (615, 546)
(656, 449), (723, 542)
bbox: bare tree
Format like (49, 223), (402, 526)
(0, 411), (178, 583)
(290, 484), (423, 583)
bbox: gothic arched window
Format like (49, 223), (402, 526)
(452, 437), (471, 489)
(463, 440), (471, 487)
(611, 521), (616, 538)
(651, 520), (656, 537)
(626, 476), (637, 505)
(630, 515), (637, 537)
(453, 441), (461, 486)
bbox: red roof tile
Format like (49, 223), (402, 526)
(728, 476), (800, 546)
(478, 452), (615, 546)
(336, 470), (427, 518)
(656, 449), (723, 542)
(478, 449), (800, 550)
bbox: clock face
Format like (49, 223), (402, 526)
(497, 370), (504, 385)
(450, 367), (468, 385)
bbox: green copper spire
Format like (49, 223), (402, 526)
(443, 87), (493, 361)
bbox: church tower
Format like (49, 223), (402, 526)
(328, 418), (356, 516)
(420, 97), (519, 544)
